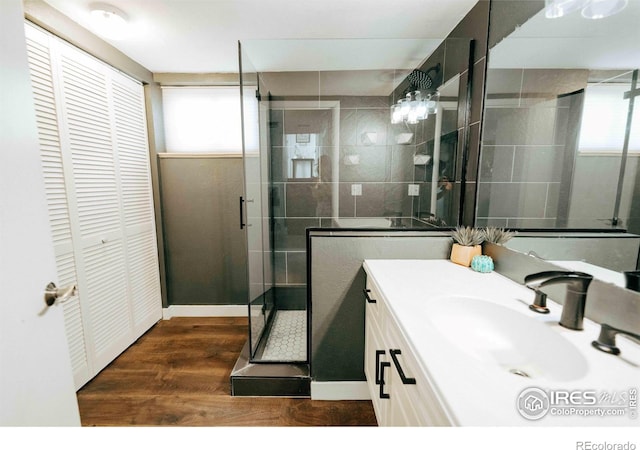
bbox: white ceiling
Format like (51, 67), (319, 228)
(40, 0), (479, 73)
(490, 0), (640, 69)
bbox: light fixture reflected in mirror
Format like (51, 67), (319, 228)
(390, 91), (439, 125)
(545, 0), (628, 19)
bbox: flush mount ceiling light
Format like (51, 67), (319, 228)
(89, 2), (129, 40)
(581, 0), (628, 19)
(545, 0), (589, 18)
(545, 0), (628, 19)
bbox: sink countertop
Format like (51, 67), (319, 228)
(363, 259), (640, 426)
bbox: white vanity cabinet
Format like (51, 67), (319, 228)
(364, 274), (450, 426)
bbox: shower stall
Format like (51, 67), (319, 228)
(231, 38), (471, 395)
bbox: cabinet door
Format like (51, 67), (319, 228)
(365, 303), (388, 425)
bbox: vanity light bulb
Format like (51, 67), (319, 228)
(390, 103), (403, 124)
(400, 98), (411, 119)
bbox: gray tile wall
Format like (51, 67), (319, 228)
(270, 94), (431, 287)
(477, 68), (588, 227)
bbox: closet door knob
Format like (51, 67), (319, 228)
(44, 282), (77, 307)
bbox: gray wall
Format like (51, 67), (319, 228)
(159, 156), (247, 306)
(309, 231), (452, 381)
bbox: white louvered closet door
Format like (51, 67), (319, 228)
(25, 22), (162, 389)
(24, 24), (90, 388)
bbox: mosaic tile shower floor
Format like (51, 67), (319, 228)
(261, 310), (307, 361)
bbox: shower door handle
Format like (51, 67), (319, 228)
(239, 196), (245, 229)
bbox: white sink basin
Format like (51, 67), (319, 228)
(424, 296), (588, 382)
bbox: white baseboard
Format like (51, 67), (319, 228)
(310, 381), (371, 400)
(162, 304), (246, 319)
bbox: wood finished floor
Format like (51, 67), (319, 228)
(77, 317), (377, 426)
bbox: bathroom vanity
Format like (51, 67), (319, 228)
(363, 259), (640, 426)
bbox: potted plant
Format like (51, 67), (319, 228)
(482, 227), (516, 245)
(450, 226), (484, 267)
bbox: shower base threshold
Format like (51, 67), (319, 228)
(230, 340), (310, 397)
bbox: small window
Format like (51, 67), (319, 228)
(162, 86), (248, 153)
(578, 83), (640, 154)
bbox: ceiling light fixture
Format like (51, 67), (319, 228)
(544, 0), (628, 19)
(89, 2), (129, 40)
(581, 0), (628, 19)
(544, 0), (589, 18)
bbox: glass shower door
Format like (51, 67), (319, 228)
(239, 43), (272, 359)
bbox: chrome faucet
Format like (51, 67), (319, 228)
(524, 270), (594, 330)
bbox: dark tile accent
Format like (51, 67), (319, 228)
(287, 252), (307, 284)
(479, 145), (514, 182)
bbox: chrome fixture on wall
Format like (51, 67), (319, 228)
(545, 0), (628, 19)
(390, 65), (441, 124)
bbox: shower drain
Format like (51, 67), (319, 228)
(508, 368), (531, 378)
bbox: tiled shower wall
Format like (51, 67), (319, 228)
(478, 67), (640, 229)
(269, 94), (431, 287)
(477, 68), (588, 227)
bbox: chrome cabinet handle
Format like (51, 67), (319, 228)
(389, 349), (416, 385)
(363, 289), (376, 303)
(44, 282), (77, 307)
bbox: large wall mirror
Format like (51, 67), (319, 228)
(479, 0), (640, 278)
